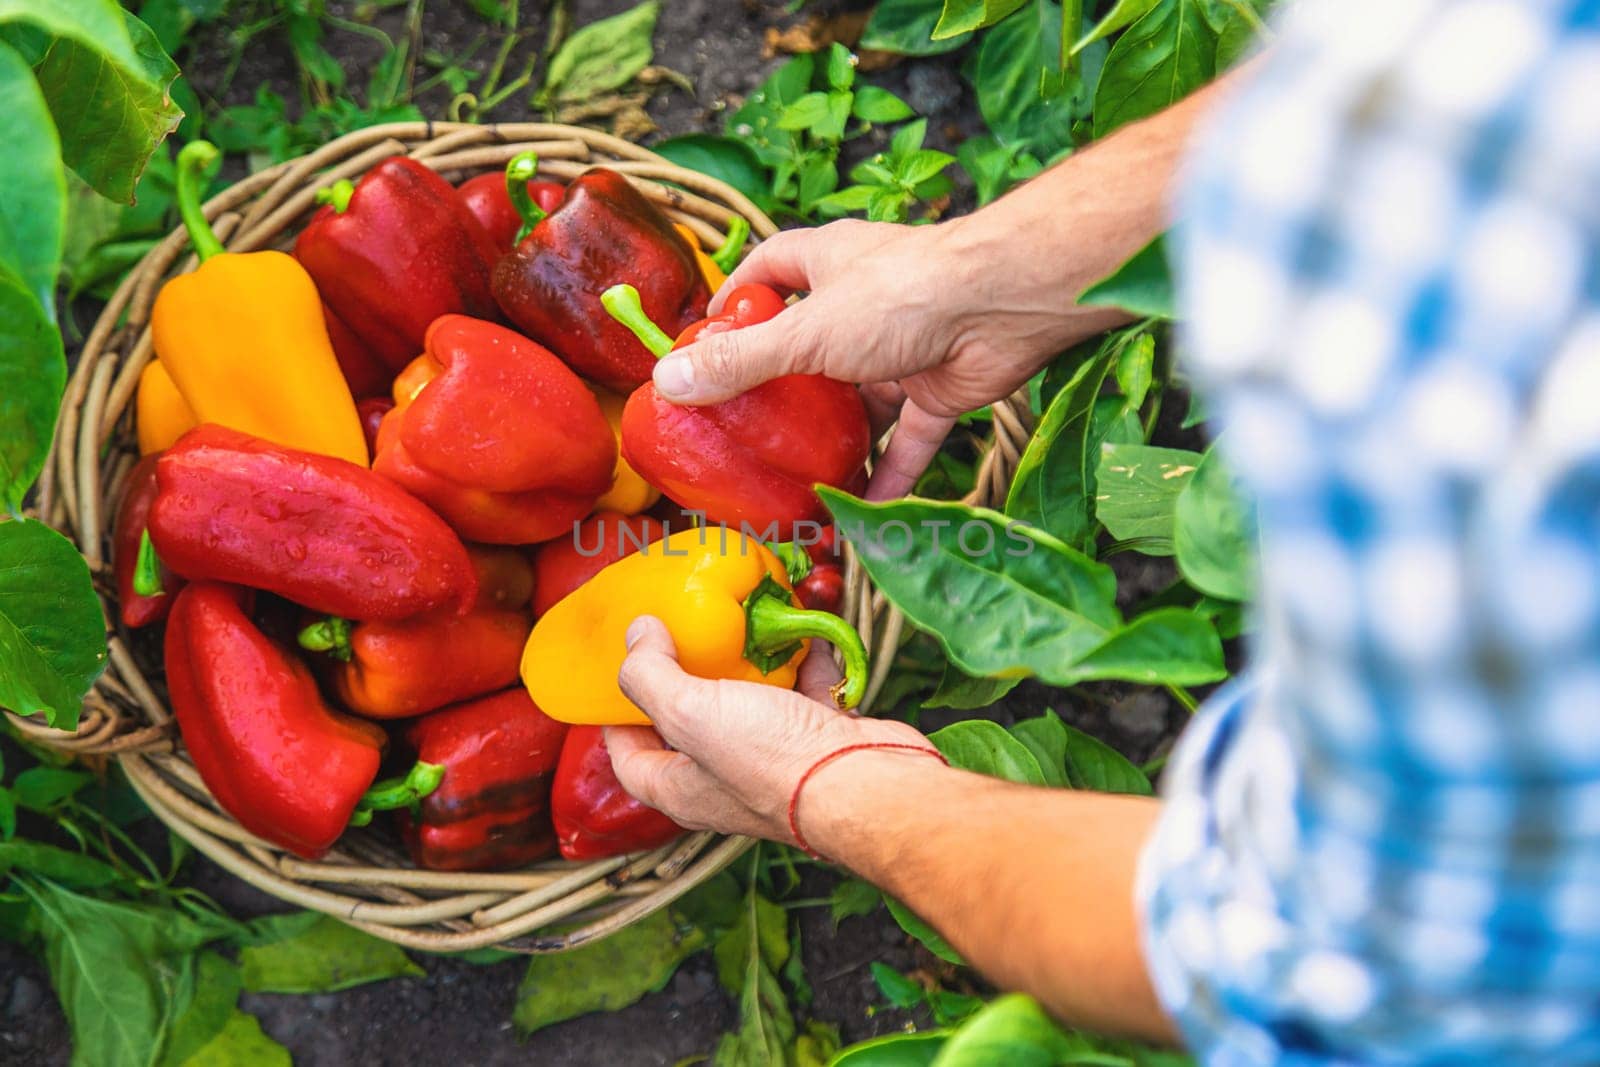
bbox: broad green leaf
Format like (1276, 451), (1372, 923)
(652, 134), (771, 208)
(1093, 0), (1217, 138)
(11, 765), (91, 811)
(1095, 442), (1202, 549)
(18, 8), (183, 204)
(780, 90), (836, 131)
(0, 840), (120, 887)
(0, 0), (141, 70)
(1173, 444), (1256, 601)
(1008, 711), (1072, 788)
(962, 2), (1078, 151)
(930, 719), (1048, 785)
(0, 41), (63, 316)
(933, 0), (1030, 39)
(884, 896), (962, 966)
(156, 951), (241, 1067)
(514, 906), (707, 1034)
(1061, 608), (1226, 687)
(861, 0), (971, 54)
(871, 962), (926, 1008)
(713, 875), (797, 1066)
(828, 878), (882, 925)
(537, 0), (657, 106)
(924, 662), (1021, 710)
(0, 266), (64, 514)
(1078, 234), (1174, 319)
(1058, 719), (1153, 795)
(0, 519), (107, 729)
(1204, 0), (1273, 68)
(831, 1031), (949, 1066)
(852, 85), (914, 123)
(238, 914), (423, 994)
(178, 1011), (291, 1067)
(824, 42), (854, 91)
(1005, 330), (1125, 551)
(930, 994), (1082, 1066)
(1072, 0), (1159, 54)
(1115, 330), (1156, 411)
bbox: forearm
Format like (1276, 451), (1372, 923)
(803, 750), (1176, 1044)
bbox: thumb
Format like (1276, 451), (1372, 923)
(651, 310), (819, 405)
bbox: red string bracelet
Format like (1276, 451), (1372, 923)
(786, 742), (949, 861)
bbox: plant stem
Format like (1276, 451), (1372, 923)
(175, 142), (225, 263)
(601, 284), (676, 357)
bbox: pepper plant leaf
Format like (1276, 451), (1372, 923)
(0, 519), (106, 729)
(1094, 442), (1202, 550)
(932, 0), (1030, 39)
(537, 0), (657, 107)
(861, 0), (972, 55)
(1078, 234), (1175, 320)
(0, 41), (63, 317)
(1173, 443), (1257, 601)
(1093, 0), (1217, 138)
(238, 913), (423, 994)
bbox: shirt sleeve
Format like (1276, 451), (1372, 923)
(1138, 1), (1600, 1063)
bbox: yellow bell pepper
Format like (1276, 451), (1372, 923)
(590, 386), (660, 515)
(521, 529), (867, 725)
(135, 360), (198, 455)
(672, 216), (750, 294)
(150, 141), (368, 467)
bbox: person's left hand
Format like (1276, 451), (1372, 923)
(604, 616), (935, 843)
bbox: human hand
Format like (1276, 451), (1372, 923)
(604, 615), (938, 845)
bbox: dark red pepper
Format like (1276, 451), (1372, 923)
(148, 426), (477, 620)
(112, 455), (184, 628)
(602, 283), (872, 542)
(795, 564), (843, 615)
(165, 583), (440, 859)
(397, 689), (568, 870)
(321, 300), (392, 400)
(531, 511), (665, 617)
(295, 158), (501, 374)
(552, 726), (684, 861)
(491, 152), (711, 393)
(356, 396), (394, 461)
(457, 170), (565, 254)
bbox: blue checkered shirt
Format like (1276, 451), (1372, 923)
(1137, 1), (1600, 1063)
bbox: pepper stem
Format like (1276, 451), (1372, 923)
(348, 760), (444, 827)
(315, 179), (355, 213)
(175, 141), (224, 263)
(601, 284), (676, 358)
(743, 575), (868, 710)
(506, 150), (547, 243)
(132, 529), (164, 598)
(298, 616), (353, 662)
(709, 216), (750, 275)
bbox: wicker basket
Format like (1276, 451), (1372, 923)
(9, 122), (1035, 954)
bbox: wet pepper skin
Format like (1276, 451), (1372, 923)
(530, 511), (665, 618)
(551, 726), (684, 861)
(149, 426), (477, 620)
(112, 455), (184, 628)
(492, 169), (711, 393)
(619, 285), (872, 542)
(372, 316), (616, 545)
(295, 158), (502, 374)
(399, 689), (569, 870)
(166, 583), (386, 859)
(457, 172), (565, 254)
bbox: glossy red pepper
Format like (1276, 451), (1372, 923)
(457, 171), (565, 254)
(321, 300), (392, 400)
(551, 726), (684, 861)
(165, 583), (440, 859)
(111, 455), (184, 628)
(148, 426), (477, 620)
(356, 396), (394, 461)
(530, 511), (665, 618)
(603, 283), (872, 542)
(397, 688), (568, 870)
(491, 152), (711, 393)
(795, 564), (843, 614)
(295, 157), (501, 374)
(371, 315), (616, 544)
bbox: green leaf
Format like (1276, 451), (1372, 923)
(1064, 608), (1225, 687)
(828, 878), (882, 925)
(238, 913), (423, 994)
(1173, 444), (1255, 601)
(0, 840), (120, 887)
(1093, 0), (1217, 138)
(1095, 442), (1201, 549)
(884, 896), (963, 966)
(1078, 234), (1174, 319)
(779, 90), (834, 131)
(813, 184), (877, 215)
(11, 765), (91, 812)
(652, 134), (771, 207)
(962, 2), (1082, 153)
(537, 0), (657, 106)
(713, 874), (798, 1066)
(832, 1031), (950, 1066)
(1204, 0), (1273, 68)
(177, 1010), (291, 1067)
(0, 519), (107, 729)
(896, 148), (957, 186)
(924, 661), (1021, 710)
(1005, 330), (1124, 551)
(929, 994), (1081, 1066)
(0, 263), (63, 514)
(1058, 719), (1153, 795)
(514, 906), (707, 1034)
(861, 0), (971, 55)
(0, 790), (15, 840)
(714, 891), (788, 995)
(1007, 711), (1071, 788)
(16, 7), (184, 204)
(930, 719), (1048, 785)
(824, 42), (855, 90)
(852, 84), (914, 123)
(0, 41), (64, 316)
(956, 135), (1040, 206)
(156, 951), (241, 1067)
(933, 0), (1030, 39)
(1072, 0), (1160, 55)
(1115, 330), (1156, 412)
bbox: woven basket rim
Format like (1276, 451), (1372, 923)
(10, 120), (1035, 954)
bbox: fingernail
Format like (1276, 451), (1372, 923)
(625, 618), (649, 649)
(653, 356), (695, 399)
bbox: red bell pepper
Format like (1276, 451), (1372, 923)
(602, 283), (872, 542)
(295, 157), (501, 374)
(397, 688), (568, 870)
(531, 511), (665, 617)
(148, 425), (477, 620)
(321, 300), (392, 400)
(165, 583), (441, 859)
(465, 544), (535, 612)
(491, 152), (711, 393)
(371, 315), (616, 545)
(552, 726), (684, 861)
(356, 396), (394, 461)
(796, 564), (844, 614)
(457, 169), (564, 254)
(112, 455), (184, 628)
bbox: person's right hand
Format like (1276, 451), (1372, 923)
(651, 218), (1119, 500)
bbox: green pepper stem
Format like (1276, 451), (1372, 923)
(709, 216), (750, 275)
(314, 179), (355, 213)
(132, 529), (164, 598)
(506, 150), (547, 243)
(348, 760), (445, 827)
(744, 576), (868, 710)
(767, 541), (813, 585)
(298, 616), (353, 662)
(175, 141), (224, 263)
(600, 284), (676, 358)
